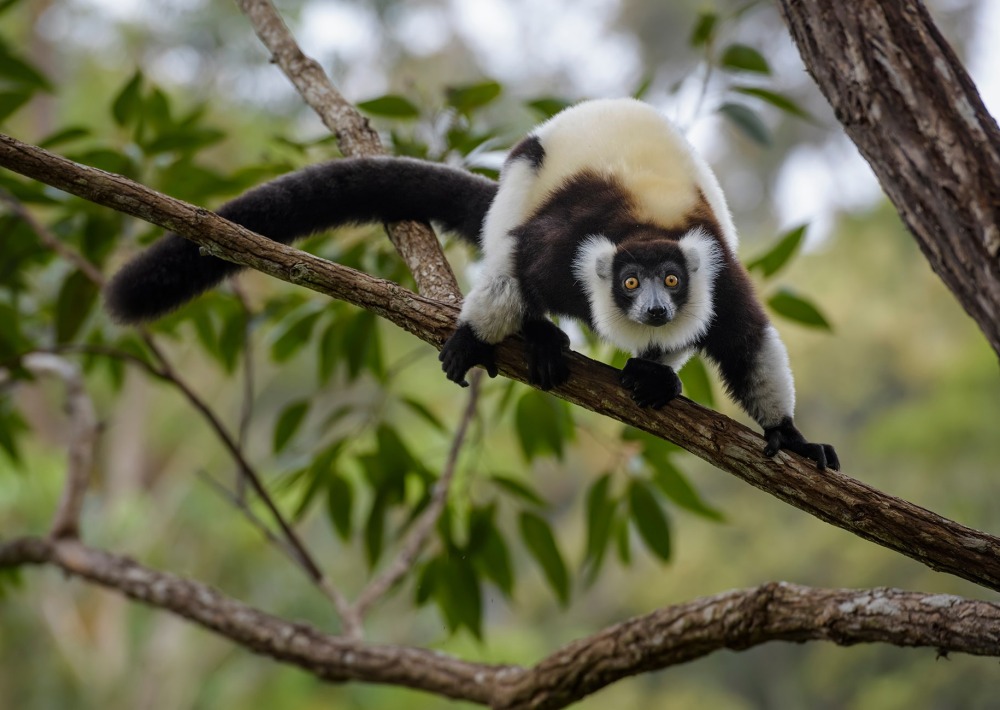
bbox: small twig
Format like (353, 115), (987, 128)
(0, 188), (107, 287)
(138, 331), (354, 623)
(230, 282), (256, 501)
(6, 354), (99, 539)
(196, 471), (298, 559)
(233, 0), (460, 303)
(353, 371), (482, 621)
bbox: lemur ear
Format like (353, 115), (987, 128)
(595, 252), (613, 279)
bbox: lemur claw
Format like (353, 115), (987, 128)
(439, 323), (498, 387)
(763, 417), (840, 471)
(523, 320), (571, 390)
(620, 358), (682, 409)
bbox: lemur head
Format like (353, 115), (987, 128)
(605, 239), (691, 327)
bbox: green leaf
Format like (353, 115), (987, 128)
(446, 80), (502, 114)
(112, 71), (143, 127)
(401, 396), (446, 433)
(435, 554), (483, 638)
(717, 102), (771, 146)
(746, 224), (807, 278)
(515, 390), (573, 460)
(475, 523), (514, 598)
(519, 511), (570, 606)
(343, 310), (383, 380)
(628, 481), (672, 562)
(732, 86), (813, 121)
(326, 472), (353, 540)
(526, 97), (573, 119)
(490, 474), (547, 507)
(689, 11), (718, 47)
(365, 490), (388, 567)
(0, 91), (31, 123)
(678, 356), (714, 407)
(719, 43), (771, 74)
(0, 44), (51, 90)
(357, 94), (421, 119)
(270, 308), (322, 363)
(582, 473), (617, 582)
(767, 288), (832, 330)
(143, 127), (226, 155)
(649, 459), (724, 522)
(0, 406), (27, 466)
(38, 126), (91, 149)
(55, 270), (99, 343)
(273, 400), (309, 454)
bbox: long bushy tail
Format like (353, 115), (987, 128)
(104, 157), (498, 324)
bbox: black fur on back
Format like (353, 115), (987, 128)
(105, 157), (498, 324)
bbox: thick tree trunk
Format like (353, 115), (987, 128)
(777, 0), (1000, 357)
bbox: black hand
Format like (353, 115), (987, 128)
(522, 319), (571, 390)
(620, 358), (682, 409)
(763, 416), (840, 471)
(439, 323), (498, 387)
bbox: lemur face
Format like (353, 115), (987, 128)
(610, 240), (690, 327)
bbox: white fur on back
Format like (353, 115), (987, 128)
(531, 98), (738, 252)
(572, 229), (723, 355)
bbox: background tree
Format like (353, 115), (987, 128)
(1, 0), (999, 707)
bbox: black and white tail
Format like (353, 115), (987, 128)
(104, 157), (497, 324)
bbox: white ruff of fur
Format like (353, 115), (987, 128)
(744, 325), (796, 428)
(572, 230), (722, 356)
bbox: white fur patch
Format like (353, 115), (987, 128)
(572, 231), (722, 356)
(531, 98), (739, 252)
(744, 325), (796, 428)
(458, 154), (539, 342)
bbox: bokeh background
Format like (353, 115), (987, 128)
(2, 0), (999, 708)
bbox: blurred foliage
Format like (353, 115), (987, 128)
(0, 0), (998, 709)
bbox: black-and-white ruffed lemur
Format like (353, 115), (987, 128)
(106, 98), (839, 470)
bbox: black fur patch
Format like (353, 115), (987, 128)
(522, 319), (571, 389)
(698, 253), (768, 408)
(506, 135), (545, 171)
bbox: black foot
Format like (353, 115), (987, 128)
(523, 320), (571, 390)
(620, 358), (682, 409)
(763, 416), (840, 471)
(439, 323), (498, 387)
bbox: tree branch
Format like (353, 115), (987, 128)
(2, 132), (1000, 596)
(233, 0), (460, 303)
(776, 0), (1000, 358)
(2, 354), (99, 539)
(1, 535), (997, 709)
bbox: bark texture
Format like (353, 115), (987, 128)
(1, 537), (997, 710)
(777, 0), (1000, 357)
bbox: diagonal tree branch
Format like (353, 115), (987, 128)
(2, 133), (1000, 596)
(776, 0), (1000, 358)
(1, 535), (997, 709)
(234, 0), (460, 303)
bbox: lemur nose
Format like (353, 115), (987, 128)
(647, 306), (667, 318)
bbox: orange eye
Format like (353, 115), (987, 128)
(664, 274), (679, 288)
(624, 277), (639, 290)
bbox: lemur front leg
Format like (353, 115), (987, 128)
(620, 347), (689, 409)
(439, 274), (523, 387)
(709, 324), (839, 471)
(522, 319), (571, 390)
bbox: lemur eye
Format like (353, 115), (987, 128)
(664, 274), (679, 288)
(624, 277), (640, 290)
